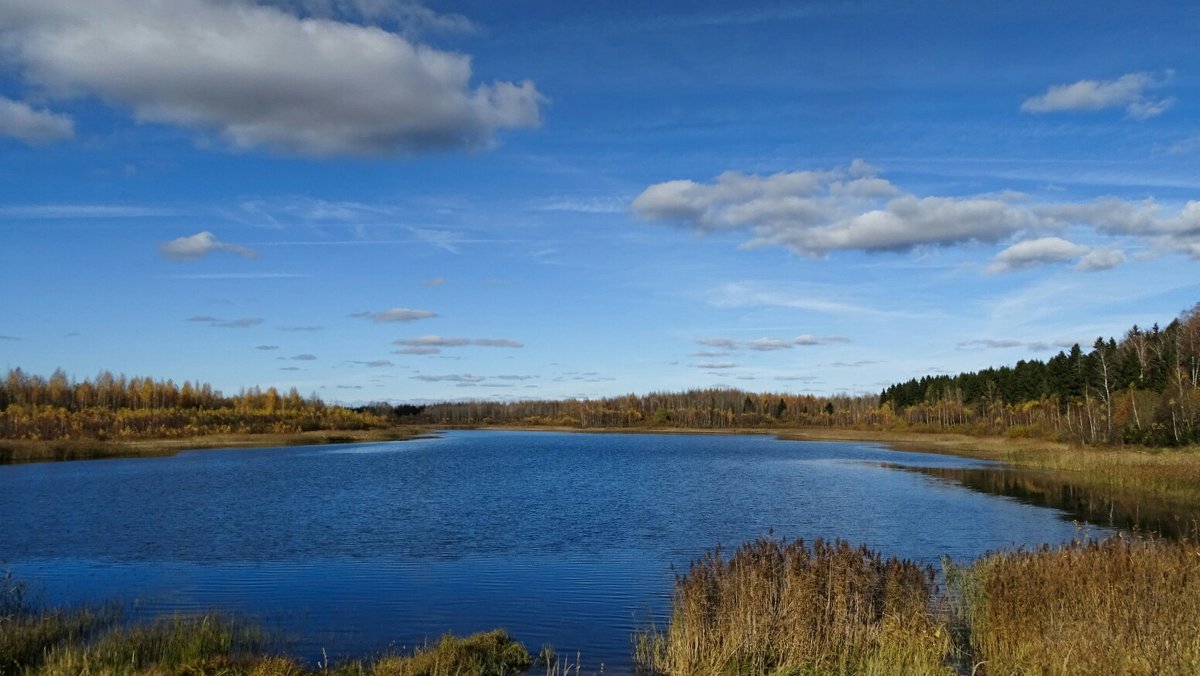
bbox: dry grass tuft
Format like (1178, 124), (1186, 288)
(636, 536), (952, 675)
(950, 536), (1200, 675)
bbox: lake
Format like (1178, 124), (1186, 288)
(0, 430), (1109, 671)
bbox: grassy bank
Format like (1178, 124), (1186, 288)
(638, 534), (1200, 675)
(0, 426), (431, 464)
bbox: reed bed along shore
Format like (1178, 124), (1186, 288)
(5, 534), (1200, 675)
(638, 534), (1200, 676)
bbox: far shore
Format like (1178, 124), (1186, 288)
(0, 427), (433, 463)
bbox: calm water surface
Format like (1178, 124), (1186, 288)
(0, 431), (1108, 671)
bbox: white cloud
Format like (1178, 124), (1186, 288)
(412, 373), (484, 382)
(636, 162), (1200, 263)
(0, 0), (543, 156)
(634, 162), (1036, 256)
(261, 0), (478, 35)
(744, 337), (793, 351)
(393, 335), (523, 348)
(188, 316), (264, 328)
(0, 96), (72, 143)
(1076, 247), (1125, 271)
(987, 237), (1089, 273)
(695, 361), (737, 369)
(1021, 72), (1174, 119)
(695, 335), (849, 352)
(351, 308), (437, 323)
(987, 237), (1128, 273)
(160, 231), (258, 260)
(794, 334), (850, 346)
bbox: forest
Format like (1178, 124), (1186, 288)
(0, 369), (385, 441)
(3, 305), (1197, 448)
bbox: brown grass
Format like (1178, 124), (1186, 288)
(949, 536), (1200, 675)
(635, 537), (952, 675)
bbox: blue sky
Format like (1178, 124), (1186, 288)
(1, 0), (1198, 403)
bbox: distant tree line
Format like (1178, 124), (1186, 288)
(5, 305), (1196, 448)
(410, 389), (883, 430)
(0, 369), (385, 441)
(387, 305), (1199, 447)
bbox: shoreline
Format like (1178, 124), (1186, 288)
(0, 427), (433, 464)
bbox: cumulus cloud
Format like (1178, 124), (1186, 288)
(1021, 72), (1174, 119)
(1077, 247), (1125, 271)
(393, 335), (523, 348)
(987, 237), (1089, 272)
(0, 96), (73, 143)
(635, 161), (1200, 262)
(987, 237), (1126, 273)
(634, 162), (1036, 256)
(0, 0), (543, 156)
(351, 307), (437, 323)
(159, 232), (258, 260)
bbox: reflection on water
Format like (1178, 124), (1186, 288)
(887, 464), (1200, 540)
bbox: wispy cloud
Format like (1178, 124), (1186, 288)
(696, 335), (851, 351)
(957, 339), (1058, 352)
(0, 334), (19, 341)
(188, 316), (264, 328)
(393, 333), (525, 355)
(351, 308), (438, 323)
(0, 204), (176, 219)
(278, 326), (323, 332)
(254, 345), (279, 351)
(1021, 71), (1175, 120)
(166, 273), (303, 280)
(290, 353), (318, 361)
(349, 360), (394, 368)
(423, 277), (447, 287)
(160, 232), (258, 261)
(411, 374), (485, 383)
(695, 361), (737, 369)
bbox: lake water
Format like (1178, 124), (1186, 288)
(0, 431), (1108, 671)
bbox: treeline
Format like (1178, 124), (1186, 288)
(0, 369), (385, 441)
(413, 389), (883, 429)
(396, 305), (1200, 448)
(880, 306), (1200, 446)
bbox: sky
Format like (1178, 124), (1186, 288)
(1, 0), (1199, 403)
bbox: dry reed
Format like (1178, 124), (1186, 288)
(949, 535), (1200, 675)
(635, 536), (952, 675)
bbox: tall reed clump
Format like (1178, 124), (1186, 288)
(636, 537), (952, 675)
(950, 536), (1200, 675)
